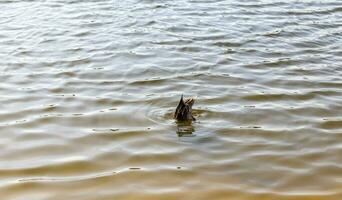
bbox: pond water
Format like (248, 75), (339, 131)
(0, 0), (341, 199)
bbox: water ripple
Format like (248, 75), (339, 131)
(0, 0), (341, 199)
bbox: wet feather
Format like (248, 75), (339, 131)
(174, 95), (195, 121)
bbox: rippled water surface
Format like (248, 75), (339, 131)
(1, 0), (342, 199)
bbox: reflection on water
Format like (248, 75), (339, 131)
(176, 121), (195, 137)
(0, 0), (341, 199)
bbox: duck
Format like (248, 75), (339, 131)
(174, 95), (196, 121)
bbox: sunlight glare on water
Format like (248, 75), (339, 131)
(0, 0), (341, 199)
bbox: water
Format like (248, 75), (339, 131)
(0, 0), (341, 199)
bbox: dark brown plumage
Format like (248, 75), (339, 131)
(174, 95), (195, 121)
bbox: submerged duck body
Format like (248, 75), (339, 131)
(174, 95), (195, 121)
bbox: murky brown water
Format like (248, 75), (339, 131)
(1, 0), (342, 199)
